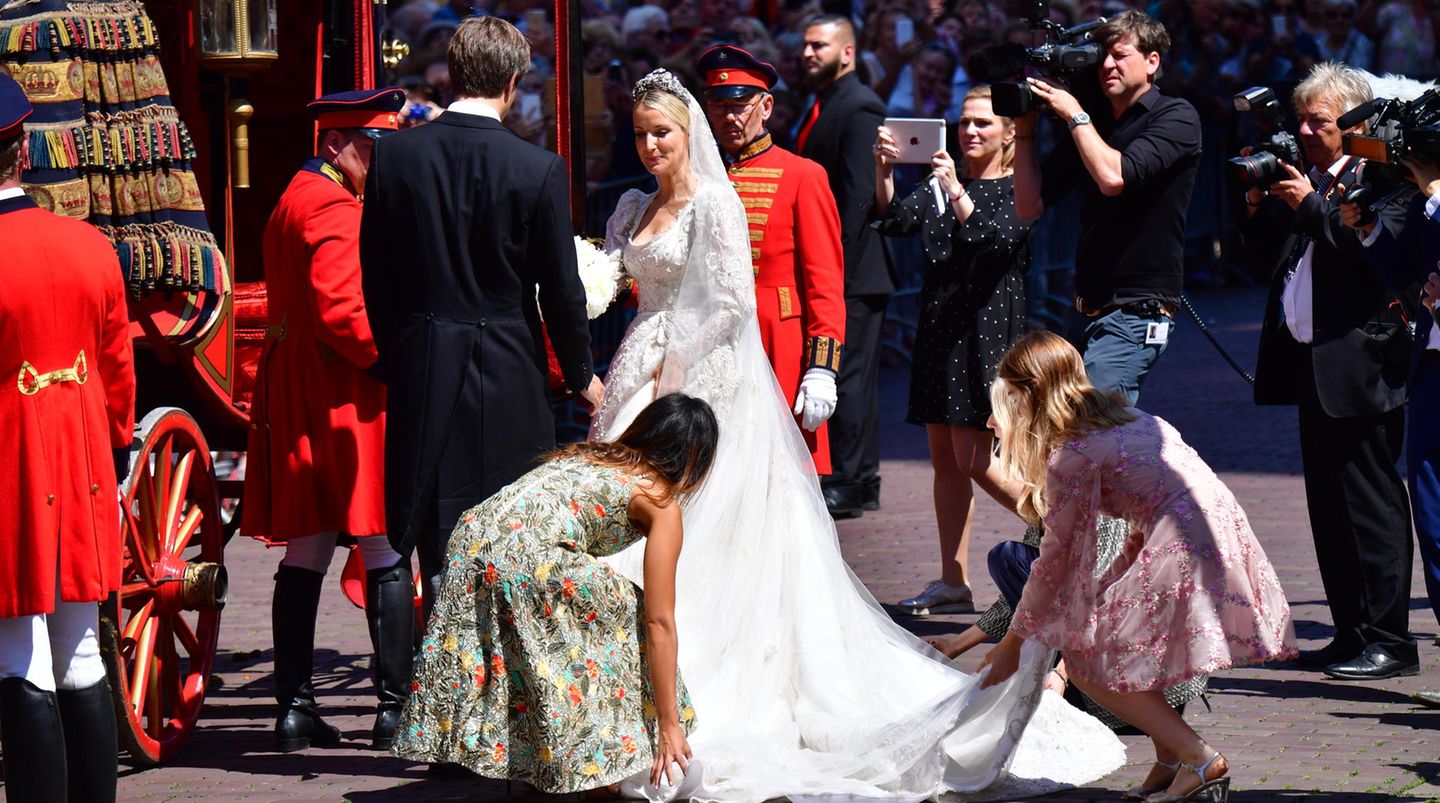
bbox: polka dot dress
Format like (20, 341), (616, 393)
(880, 175), (1032, 428)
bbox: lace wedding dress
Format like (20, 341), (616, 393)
(589, 72), (1125, 803)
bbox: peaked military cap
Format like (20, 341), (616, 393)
(696, 44), (779, 102)
(308, 87), (406, 140)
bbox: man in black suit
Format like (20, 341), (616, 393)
(1247, 62), (1418, 680)
(360, 15), (601, 617)
(798, 14), (890, 520)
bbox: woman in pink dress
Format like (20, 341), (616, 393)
(977, 332), (1297, 803)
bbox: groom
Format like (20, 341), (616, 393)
(360, 15), (601, 615)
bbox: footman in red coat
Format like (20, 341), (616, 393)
(697, 45), (847, 472)
(241, 87), (415, 754)
(0, 72), (135, 802)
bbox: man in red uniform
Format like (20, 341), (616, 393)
(696, 44), (846, 472)
(0, 72), (135, 802)
(241, 88), (412, 753)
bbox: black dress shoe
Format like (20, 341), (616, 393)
(1295, 640), (1359, 669)
(1323, 646), (1421, 681)
(861, 476), (881, 512)
(1413, 690), (1440, 709)
(822, 485), (864, 519)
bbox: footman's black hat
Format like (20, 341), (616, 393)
(697, 44), (779, 102)
(307, 87), (406, 140)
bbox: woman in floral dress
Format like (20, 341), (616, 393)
(978, 332), (1297, 803)
(392, 394), (718, 794)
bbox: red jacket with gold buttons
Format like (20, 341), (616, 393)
(0, 192), (135, 617)
(242, 161), (387, 542)
(727, 136), (845, 472)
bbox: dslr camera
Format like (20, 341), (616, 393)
(1228, 87), (1301, 188)
(966, 0), (1105, 118)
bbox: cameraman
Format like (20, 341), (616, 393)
(1339, 152), (1440, 664)
(1246, 62), (1418, 681)
(1012, 9), (1201, 403)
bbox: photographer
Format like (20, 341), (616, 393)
(1012, 9), (1201, 404)
(1339, 151), (1440, 655)
(1246, 62), (1418, 681)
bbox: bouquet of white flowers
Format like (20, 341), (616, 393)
(575, 236), (624, 319)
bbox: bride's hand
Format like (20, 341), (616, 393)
(579, 375), (605, 415)
(977, 632), (1023, 689)
(651, 721), (693, 787)
(652, 353), (687, 399)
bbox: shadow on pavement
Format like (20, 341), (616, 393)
(1207, 675), (1417, 705)
(345, 776), (556, 801)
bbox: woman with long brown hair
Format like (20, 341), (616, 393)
(393, 394), (718, 795)
(873, 85), (1030, 616)
(977, 332), (1297, 802)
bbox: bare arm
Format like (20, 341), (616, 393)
(1012, 114), (1045, 221)
(1028, 78), (1125, 196)
(874, 126), (898, 217)
(631, 490), (692, 786)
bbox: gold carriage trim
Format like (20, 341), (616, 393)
(17, 351), (88, 396)
(804, 337), (843, 374)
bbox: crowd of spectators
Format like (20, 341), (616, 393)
(379, 0), (1440, 294)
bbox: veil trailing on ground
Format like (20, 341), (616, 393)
(592, 70), (1124, 802)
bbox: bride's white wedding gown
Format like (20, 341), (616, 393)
(589, 78), (1124, 803)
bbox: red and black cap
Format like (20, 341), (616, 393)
(696, 44), (779, 102)
(0, 71), (33, 143)
(307, 87), (405, 140)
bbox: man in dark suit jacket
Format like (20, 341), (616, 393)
(798, 14), (890, 519)
(1247, 64), (1418, 681)
(1343, 158), (1440, 660)
(361, 16), (601, 616)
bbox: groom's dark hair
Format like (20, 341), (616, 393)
(449, 16), (532, 100)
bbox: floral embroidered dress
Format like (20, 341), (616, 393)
(1012, 412), (1298, 694)
(392, 456), (694, 793)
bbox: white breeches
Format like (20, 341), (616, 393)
(280, 531), (401, 574)
(0, 575), (105, 691)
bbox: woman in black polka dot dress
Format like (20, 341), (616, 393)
(873, 86), (1033, 617)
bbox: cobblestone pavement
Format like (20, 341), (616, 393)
(13, 286), (1437, 802)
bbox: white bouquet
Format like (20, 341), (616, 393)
(575, 236), (623, 319)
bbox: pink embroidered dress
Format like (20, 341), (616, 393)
(1011, 411), (1297, 694)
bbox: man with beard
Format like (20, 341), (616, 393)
(697, 43), (847, 471)
(798, 14), (890, 519)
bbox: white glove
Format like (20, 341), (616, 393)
(793, 368), (838, 431)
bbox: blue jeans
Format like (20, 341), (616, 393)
(1065, 307), (1171, 404)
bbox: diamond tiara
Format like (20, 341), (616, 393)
(632, 68), (688, 102)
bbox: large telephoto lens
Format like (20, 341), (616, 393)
(1227, 151), (1281, 187)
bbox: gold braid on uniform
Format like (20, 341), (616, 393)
(804, 336), (843, 374)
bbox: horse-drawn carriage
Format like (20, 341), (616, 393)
(1, 0), (585, 764)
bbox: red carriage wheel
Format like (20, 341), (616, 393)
(99, 407), (228, 766)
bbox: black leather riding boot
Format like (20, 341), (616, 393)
(57, 679), (118, 803)
(365, 562), (415, 751)
(272, 564), (342, 752)
(0, 677), (67, 802)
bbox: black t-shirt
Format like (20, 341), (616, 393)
(1040, 86), (1202, 309)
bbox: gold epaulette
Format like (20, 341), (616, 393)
(804, 337), (843, 373)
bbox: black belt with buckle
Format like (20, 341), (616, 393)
(1077, 298), (1177, 318)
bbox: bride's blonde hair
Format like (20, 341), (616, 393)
(634, 87), (690, 135)
(989, 332), (1136, 524)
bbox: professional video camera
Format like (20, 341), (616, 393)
(1227, 87), (1301, 188)
(966, 0), (1105, 118)
(1330, 90), (1440, 220)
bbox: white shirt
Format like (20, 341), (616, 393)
(1281, 157), (1351, 343)
(446, 98), (503, 121)
(0, 186), (26, 201)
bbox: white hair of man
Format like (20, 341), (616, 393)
(1293, 61), (1374, 128)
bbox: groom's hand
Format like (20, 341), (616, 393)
(580, 376), (605, 415)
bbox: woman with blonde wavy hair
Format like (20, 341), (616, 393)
(976, 331), (1298, 803)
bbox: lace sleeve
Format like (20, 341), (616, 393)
(604, 189), (646, 262)
(664, 183), (757, 374)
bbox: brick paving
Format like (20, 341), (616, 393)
(13, 285), (1438, 802)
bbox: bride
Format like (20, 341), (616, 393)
(591, 69), (1123, 802)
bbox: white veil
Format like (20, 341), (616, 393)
(594, 70), (1124, 802)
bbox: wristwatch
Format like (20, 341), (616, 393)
(1067, 111), (1092, 130)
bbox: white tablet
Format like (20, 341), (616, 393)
(882, 117), (946, 164)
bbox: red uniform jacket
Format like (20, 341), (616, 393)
(243, 162), (386, 542)
(727, 136), (846, 472)
(0, 192), (135, 618)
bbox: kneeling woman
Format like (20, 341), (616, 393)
(394, 394), (718, 793)
(979, 332), (1297, 803)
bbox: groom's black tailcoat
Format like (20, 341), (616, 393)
(361, 111), (593, 558)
